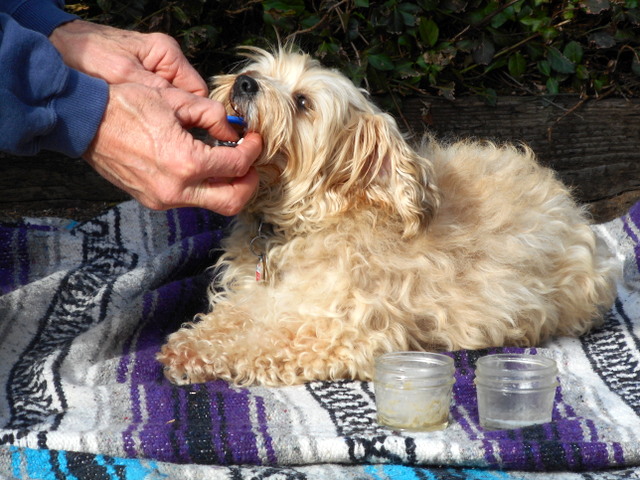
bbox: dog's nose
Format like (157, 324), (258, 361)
(233, 74), (259, 96)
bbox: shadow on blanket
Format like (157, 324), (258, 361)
(1, 200), (640, 480)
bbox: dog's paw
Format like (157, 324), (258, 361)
(156, 346), (203, 385)
(156, 332), (231, 385)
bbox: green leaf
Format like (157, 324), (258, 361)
(520, 16), (544, 31)
(537, 59), (551, 77)
(547, 46), (575, 74)
(546, 77), (559, 95)
(575, 64), (589, 80)
(368, 53), (395, 71)
(172, 6), (189, 24)
(398, 3), (420, 26)
(355, 0), (369, 6)
(508, 52), (526, 77)
(582, 0), (610, 14)
(417, 0), (438, 10)
(388, 9), (405, 33)
(317, 41), (340, 56)
(96, 0), (111, 12)
(419, 18), (439, 46)
(632, 50), (640, 76)
(301, 14), (322, 29)
(563, 41), (583, 64)
(472, 36), (495, 65)
(491, 9), (512, 29)
(263, 0), (305, 15)
(478, 87), (497, 106)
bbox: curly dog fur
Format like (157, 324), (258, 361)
(157, 46), (617, 386)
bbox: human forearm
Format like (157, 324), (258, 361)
(0, 14), (108, 157)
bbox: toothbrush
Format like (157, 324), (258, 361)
(227, 115), (246, 126)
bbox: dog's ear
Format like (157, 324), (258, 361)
(333, 113), (440, 238)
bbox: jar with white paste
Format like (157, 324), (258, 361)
(374, 352), (455, 431)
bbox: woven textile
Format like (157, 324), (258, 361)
(1, 199), (640, 479)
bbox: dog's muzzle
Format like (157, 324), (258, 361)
(230, 74), (259, 122)
(233, 74), (259, 98)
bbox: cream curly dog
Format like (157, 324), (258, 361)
(157, 47), (616, 386)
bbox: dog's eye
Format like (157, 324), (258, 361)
(295, 94), (309, 110)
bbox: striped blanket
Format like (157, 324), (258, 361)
(1, 199), (640, 480)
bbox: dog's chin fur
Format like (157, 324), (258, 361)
(157, 46), (618, 387)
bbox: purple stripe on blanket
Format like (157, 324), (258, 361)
(255, 394), (278, 464)
(0, 222), (40, 294)
(448, 348), (621, 471)
(114, 208), (273, 465)
(623, 202), (640, 271)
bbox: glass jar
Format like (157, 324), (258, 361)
(475, 353), (558, 430)
(374, 352), (455, 431)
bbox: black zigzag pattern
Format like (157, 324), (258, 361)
(5, 209), (138, 432)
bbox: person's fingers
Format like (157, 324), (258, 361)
(197, 167), (260, 215)
(199, 132), (264, 179)
(162, 89), (240, 141)
(142, 33), (209, 96)
(123, 67), (175, 90)
(167, 60), (208, 96)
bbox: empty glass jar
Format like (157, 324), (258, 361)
(475, 353), (558, 430)
(374, 352), (455, 431)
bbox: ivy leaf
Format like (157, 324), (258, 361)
(417, 0), (439, 11)
(588, 31), (616, 48)
(388, 9), (405, 34)
(398, 3), (421, 26)
(368, 53), (395, 71)
(419, 18), (439, 46)
(582, 0), (611, 14)
(546, 77), (559, 95)
(472, 36), (495, 65)
(508, 52), (526, 78)
(263, 0), (305, 15)
(632, 50), (640, 76)
(171, 6), (189, 24)
(538, 59), (551, 77)
(563, 41), (583, 64)
(547, 46), (575, 74)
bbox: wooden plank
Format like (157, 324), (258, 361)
(400, 95), (640, 221)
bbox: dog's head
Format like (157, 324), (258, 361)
(211, 46), (439, 237)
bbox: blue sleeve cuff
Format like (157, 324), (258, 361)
(10, 0), (78, 36)
(40, 70), (109, 158)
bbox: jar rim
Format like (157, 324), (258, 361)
(375, 351), (454, 380)
(476, 353), (557, 371)
(376, 351), (454, 366)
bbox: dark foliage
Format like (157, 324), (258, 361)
(68, 0), (640, 104)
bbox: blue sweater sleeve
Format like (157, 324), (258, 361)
(0, 13), (109, 157)
(0, 0), (77, 35)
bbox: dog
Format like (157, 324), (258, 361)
(157, 46), (617, 386)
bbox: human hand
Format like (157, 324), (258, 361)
(84, 83), (262, 215)
(49, 20), (207, 96)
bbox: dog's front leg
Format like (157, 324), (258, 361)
(157, 291), (382, 386)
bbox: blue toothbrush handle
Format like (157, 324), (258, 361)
(227, 115), (246, 126)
